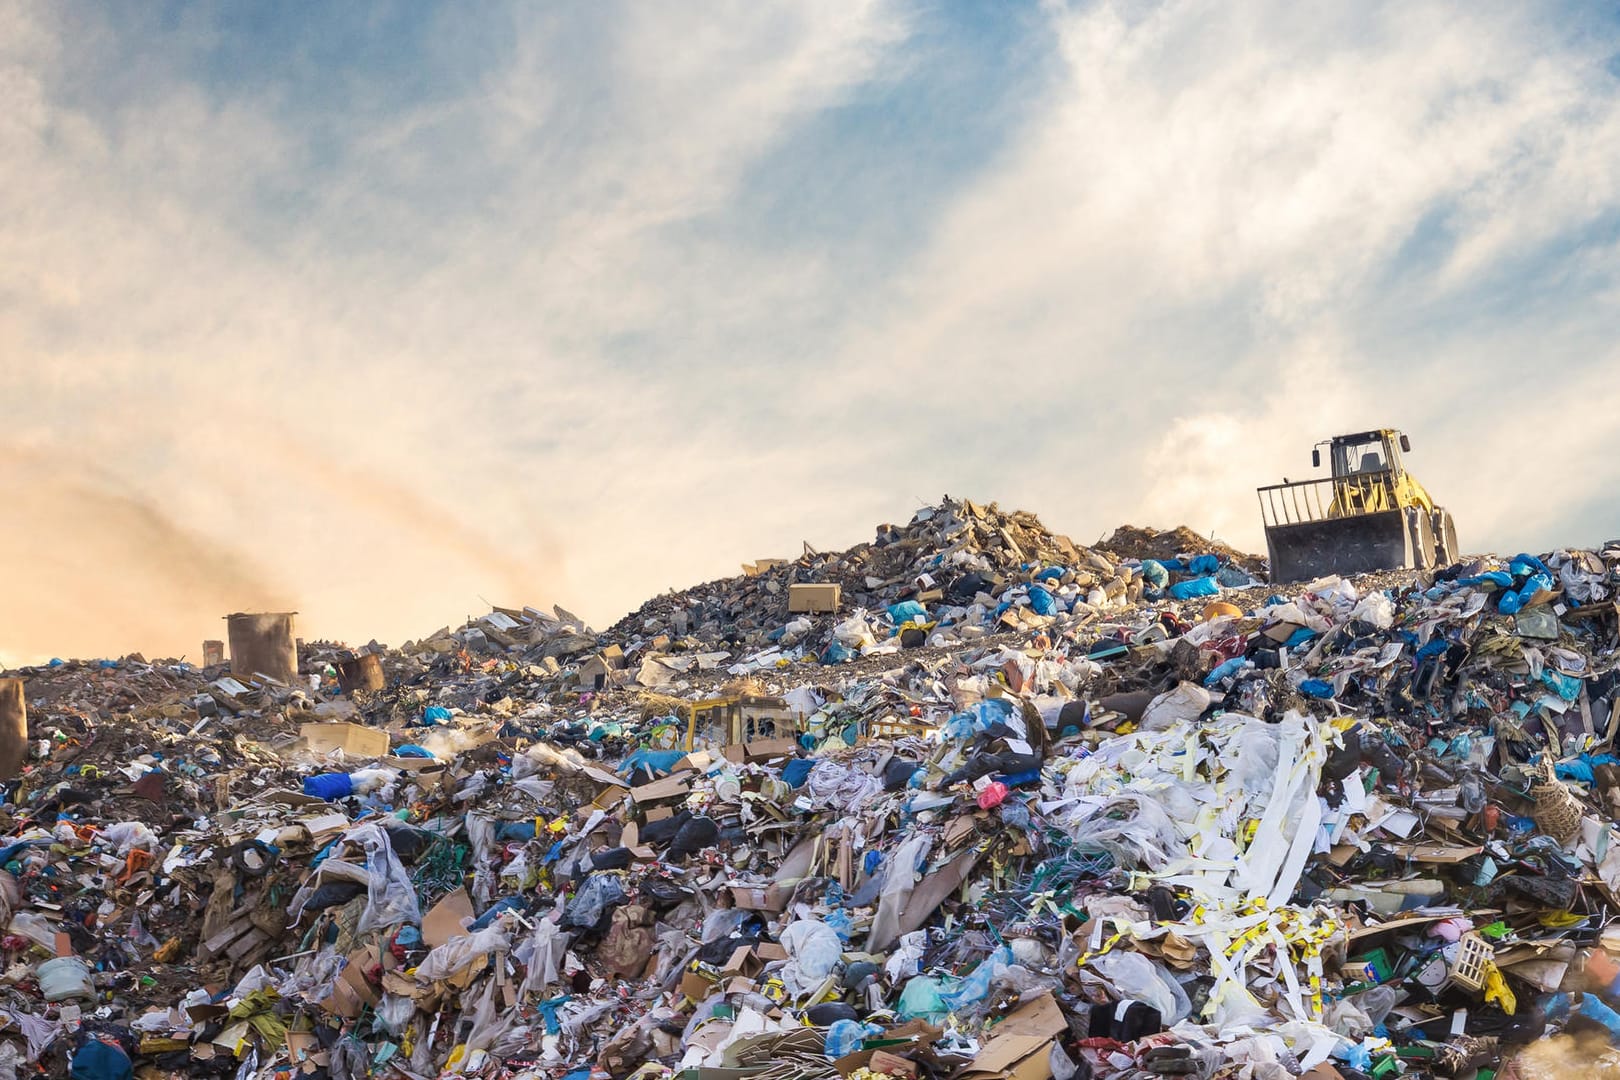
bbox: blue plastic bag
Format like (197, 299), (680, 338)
(1189, 553), (1220, 576)
(1541, 669), (1582, 702)
(421, 705), (453, 725)
(944, 698), (1014, 740)
(1300, 679), (1335, 699)
(1204, 657), (1247, 687)
(1168, 576), (1220, 600)
(1139, 560), (1170, 589)
(781, 758), (815, 788)
(303, 773), (354, 800)
(1510, 553), (1551, 579)
(824, 1019), (880, 1058)
(620, 748), (687, 778)
(1026, 585), (1057, 616)
(1499, 572), (1555, 614)
(819, 642), (853, 665)
(888, 601), (927, 628)
(940, 945), (1012, 1010)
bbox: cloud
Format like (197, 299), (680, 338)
(4, 0), (1620, 663)
(0, 2), (911, 660)
(810, 0), (1620, 551)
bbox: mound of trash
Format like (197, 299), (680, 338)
(1098, 523), (1268, 575)
(2, 504), (1619, 1080)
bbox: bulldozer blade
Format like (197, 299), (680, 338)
(1265, 509), (1416, 584)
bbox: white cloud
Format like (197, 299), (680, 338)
(815, 0), (1620, 551)
(4, 0), (1620, 663)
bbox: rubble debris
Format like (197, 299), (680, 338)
(0, 500), (1618, 1079)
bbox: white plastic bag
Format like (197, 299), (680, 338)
(778, 919), (842, 996)
(346, 822), (422, 932)
(415, 919), (511, 983)
(1141, 683), (1210, 732)
(1087, 951), (1191, 1024)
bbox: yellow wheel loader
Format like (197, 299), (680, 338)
(1257, 428), (1458, 583)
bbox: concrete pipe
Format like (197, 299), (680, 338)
(226, 612), (299, 684)
(0, 678), (26, 781)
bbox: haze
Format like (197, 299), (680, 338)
(5, 1), (1620, 664)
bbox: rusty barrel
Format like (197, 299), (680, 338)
(201, 640), (226, 667)
(226, 612), (299, 684)
(0, 678), (25, 781)
(337, 653), (385, 694)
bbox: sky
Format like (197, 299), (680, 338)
(4, 0), (1620, 664)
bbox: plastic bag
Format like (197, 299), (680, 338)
(37, 956), (94, 1002)
(1026, 585), (1058, 616)
(1139, 560), (1170, 589)
(1087, 951), (1191, 1024)
(1141, 683), (1209, 732)
(833, 613), (878, 649)
(375, 993), (417, 1036)
(98, 821), (158, 855)
(896, 976), (951, 1022)
(887, 601), (927, 628)
(780, 919), (842, 996)
(944, 698), (1014, 740)
(563, 874), (626, 930)
(415, 919), (512, 982)
(941, 945), (1012, 1010)
(346, 821), (422, 932)
(1168, 576), (1219, 600)
(824, 1018), (880, 1058)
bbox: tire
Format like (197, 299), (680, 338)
(1433, 509), (1458, 567)
(1409, 508), (1436, 570)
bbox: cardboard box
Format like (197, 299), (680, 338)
(728, 884), (789, 913)
(680, 968), (716, 1003)
(720, 942), (789, 979)
(787, 583), (841, 614)
(300, 722), (390, 759)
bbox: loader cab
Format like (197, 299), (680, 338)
(1313, 430), (1410, 479)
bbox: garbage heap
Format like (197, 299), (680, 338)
(2, 506), (1620, 1080)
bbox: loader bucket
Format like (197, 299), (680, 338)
(1264, 509), (1416, 584)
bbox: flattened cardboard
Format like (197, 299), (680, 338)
(630, 772), (694, 805)
(957, 1034), (1054, 1080)
(300, 722), (390, 759)
(422, 888), (474, 948)
(993, 992), (1067, 1040)
(1386, 843), (1483, 864)
(721, 738), (799, 765)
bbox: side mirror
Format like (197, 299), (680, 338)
(1400, 434), (1411, 453)
(1311, 449), (1321, 469)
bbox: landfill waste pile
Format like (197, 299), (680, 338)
(1, 498), (1619, 1080)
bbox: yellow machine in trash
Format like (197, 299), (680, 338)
(1257, 428), (1458, 583)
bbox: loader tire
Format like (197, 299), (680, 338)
(1433, 509), (1458, 568)
(1409, 509), (1435, 571)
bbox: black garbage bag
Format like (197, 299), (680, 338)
(668, 816), (720, 860)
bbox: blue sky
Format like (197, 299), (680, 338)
(4, 0), (1620, 661)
